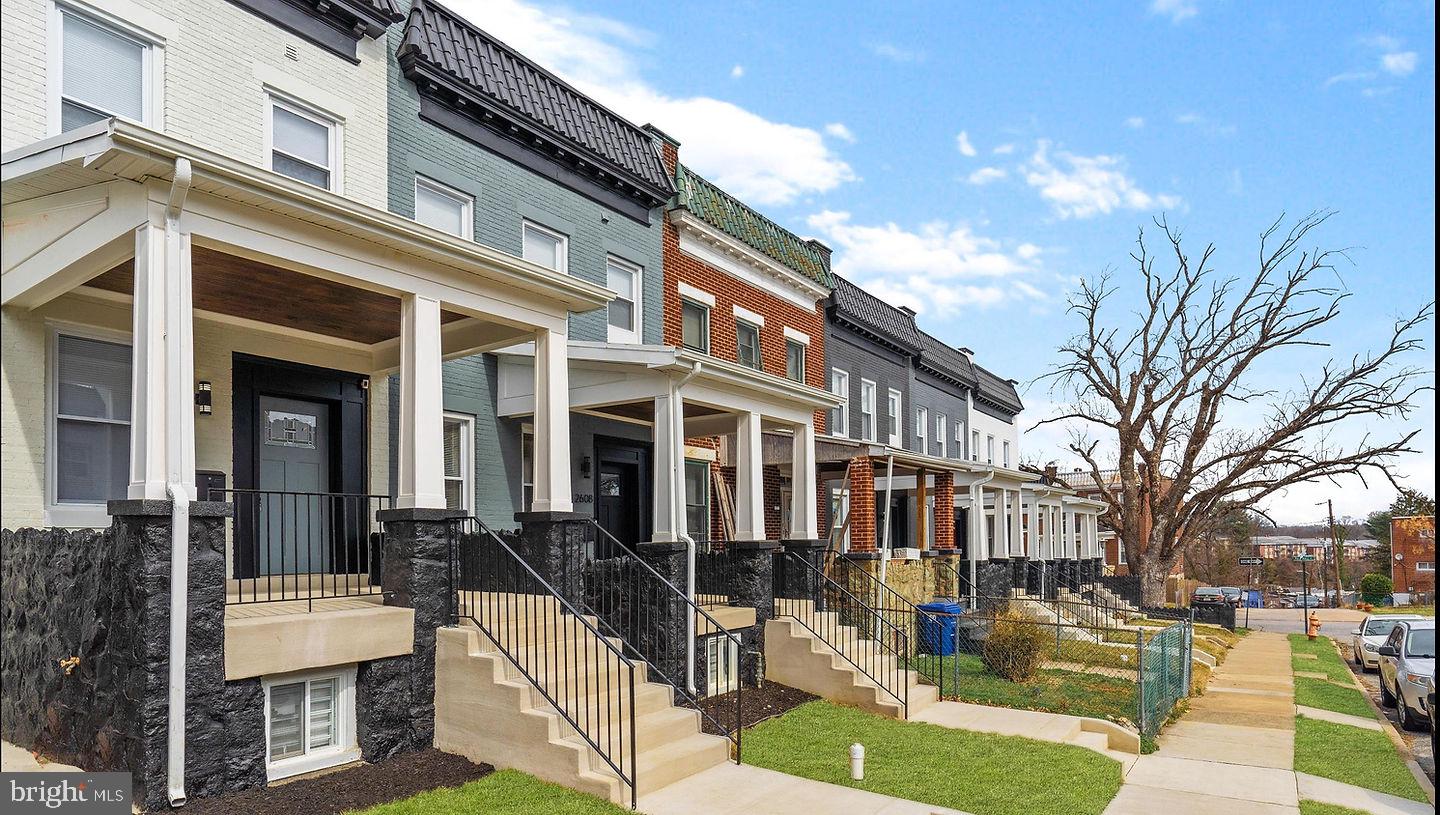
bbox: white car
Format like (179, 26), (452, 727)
(1377, 619), (1436, 731)
(1350, 614), (1424, 672)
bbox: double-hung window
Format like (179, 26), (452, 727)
(521, 221), (567, 273)
(53, 5), (159, 133)
(986, 435), (995, 465)
(916, 407), (928, 453)
(605, 256), (642, 343)
(264, 667), (357, 780)
(414, 175), (473, 238)
(683, 460), (710, 538)
(520, 428), (535, 509)
(830, 369), (849, 437)
(268, 96), (340, 191)
(971, 430), (980, 461)
(937, 415), (947, 457)
(50, 329), (131, 524)
(860, 380), (877, 442)
(955, 422), (964, 459)
(681, 299), (710, 353)
(735, 321), (762, 370)
(785, 339), (805, 382)
(886, 389), (902, 447)
(1002, 440), (1012, 469)
(442, 413), (474, 513)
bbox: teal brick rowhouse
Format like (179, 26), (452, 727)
(383, 24), (668, 527)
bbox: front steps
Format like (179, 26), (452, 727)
(434, 600), (730, 805)
(765, 603), (938, 719)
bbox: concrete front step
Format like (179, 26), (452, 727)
(764, 616), (936, 719)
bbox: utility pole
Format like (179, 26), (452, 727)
(1316, 499), (1344, 608)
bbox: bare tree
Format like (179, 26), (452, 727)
(1036, 212), (1433, 604)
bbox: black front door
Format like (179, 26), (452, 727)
(593, 438), (651, 557)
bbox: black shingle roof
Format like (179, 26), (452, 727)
(398, 0), (672, 208)
(916, 331), (978, 387)
(974, 364), (1024, 414)
(829, 276), (922, 352)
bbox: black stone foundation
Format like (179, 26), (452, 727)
(776, 540), (825, 602)
(727, 541), (777, 687)
(636, 542), (688, 703)
(512, 511), (592, 607)
(1010, 558), (1028, 592)
(973, 560), (1012, 610)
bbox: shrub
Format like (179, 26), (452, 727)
(982, 611), (1050, 682)
(1359, 573), (1393, 604)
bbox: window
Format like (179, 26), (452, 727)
(681, 299), (710, 353)
(916, 407), (928, 453)
(1418, 561), (1435, 572)
(986, 435), (995, 465)
(785, 339), (805, 382)
(937, 415), (947, 457)
(54, 6), (157, 133)
(268, 96), (339, 190)
(521, 221), (567, 273)
(860, 380), (877, 442)
(50, 329), (131, 521)
(684, 460), (710, 539)
(520, 428), (534, 509)
(735, 321), (761, 370)
(971, 430), (980, 461)
(442, 413), (473, 513)
(830, 369), (849, 437)
(413, 175), (472, 238)
(605, 256), (642, 343)
(886, 389), (902, 447)
(1002, 440), (1011, 469)
(704, 634), (739, 696)
(264, 667), (356, 780)
(955, 422), (964, 458)
(1117, 542), (1127, 565)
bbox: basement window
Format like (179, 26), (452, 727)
(264, 666), (358, 781)
(704, 634), (739, 696)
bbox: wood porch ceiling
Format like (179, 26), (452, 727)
(88, 248), (466, 344)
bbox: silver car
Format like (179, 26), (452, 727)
(1350, 614), (1423, 672)
(1377, 619), (1436, 731)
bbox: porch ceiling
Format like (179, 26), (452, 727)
(88, 248), (467, 345)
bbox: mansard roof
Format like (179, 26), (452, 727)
(916, 330), (978, 387)
(828, 275), (922, 353)
(673, 165), (833, 288)
(974, 363), (1024, 414)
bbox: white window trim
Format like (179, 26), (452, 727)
(677, 281), (716, 307)
(886, 388), (903, 447)
(1417, 561), (1435, 572)
(265, 91), (344, 194)
(971, 430), (980, 462)
(916, 407), (928, 452)
(1002, 440), (1012, 469)
(830, 368), (849, 438)
(937, 414), (947, 457)
(521, 220), (568, 274)
(605, 255), (644, 344)
(46, 321), (131, 529)
(782, 326), (810, 345)
(443, 412), (474, 514)
(680, 297), (711, 353)
(732, 303), (766, 327)
(986, 435), (995, 465)
(785, 337), (806, 381)
(414, 174), (474, 239)
(48, 0), (167, 137)
(860, 379), (877, 442)
(705, 634), (739, 696)
(263, 666), (359, 781)
(955, 422), (964, 458)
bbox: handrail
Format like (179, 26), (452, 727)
(584, 520), (743, 763)
(450, 517), (639, 809)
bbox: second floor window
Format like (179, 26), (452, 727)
(986, 435), (995, 464)
(414, 176), (473, 238)
(269, 97), (339, 191)
(916, 407), (928, 452)
(57, 9), (152, 132)
(785, 339), (805, 382)
(736, 321), (761, 370)
(886, 389), (902, 447)
(860, 380), (877, 442)
(830, 369), (849, 437)
(1002, 440), (1011, 469)
(955, 422), (964, 458)
(937, 414), (947, 457)
(522, 221), (567, 273)
(681, 299), (710, 352)
(605, 257), (642, 343)
(971, 430), (980, 461)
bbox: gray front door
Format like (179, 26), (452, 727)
(257, 395), (330, 575)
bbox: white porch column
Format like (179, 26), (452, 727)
(1009, 489), (1024, 558)
(530, 328), (574, 513)
(651, 394), (679, 542)
(734, 412), (766, 540)
(1028, 496), (1042, 559)
(787, 421), (818, 539)
(1089, 513), (1100, 559)
(128, 219), (195, 500)
(396, 294), (446, 509)
(993, 491), (1009, 559)
(970, 483), (988, 562)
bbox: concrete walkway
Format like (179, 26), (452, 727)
(637, 761), (972, 815)
(0, 740), (83, 772)
(912, 700), (1139, 768)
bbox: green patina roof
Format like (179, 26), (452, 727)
(674, 164), (834, 289)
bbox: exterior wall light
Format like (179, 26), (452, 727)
(195, 381), (212, 415)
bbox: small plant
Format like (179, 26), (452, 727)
(1359, 573), (1393, 605)
(981, 611), (1050, 682)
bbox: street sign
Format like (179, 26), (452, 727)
(1293, 554), (1316, 562)
(1239, 557), (1264, 566)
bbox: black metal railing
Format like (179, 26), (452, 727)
(773, 549), (910, 717)
(582, 522), (743, 763)
(694, 540), (739, 607)
(450, 517), (639, 809)
(214, 487), (390, 609)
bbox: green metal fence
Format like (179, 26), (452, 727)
(1137, 619), (1192, 736)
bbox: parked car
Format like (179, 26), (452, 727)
(1191, 587), (1228, 607)
(1293, 594), (1323, 609)
(1430, 688), (1436, 755)
(1376, 619), (1436, 731)
(1218, 587), (1244, 608)
(1350, 614), (1424, 672)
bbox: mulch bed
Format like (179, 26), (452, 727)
(695, 682), (818, 735)
(170, 750), (492, 815)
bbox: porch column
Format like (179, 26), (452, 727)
(786, 421), (818, 540)
(531, 328), (573, 513)
(1028, 497), (1042, 559)
(1010, 489), (1024, 557)
(395, 294), (445, 509)
(651, 394), (679, 543)
(128, 219), (196, 499)
(734, 411), (765, 540)
(915, 467), (928, 550)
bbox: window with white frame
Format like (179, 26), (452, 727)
(53, 4), (159, 133)
(916, 407), (928, 453)
(264, 666), (357, 780)
(605, 256), (642, 343)
(681, 298), (710, 353)
(971, 430), (980, 461)
(521, 220), (567, 273)
(860, 379), (877, 442)
(785, 339), (805, 382)
(735, 320), (761, 370)
(704, 634), (739, 695)
(830, 369), (849, 437)
(1418, 561), (1435, 572)
(50, 329), (132, 523)
(1002, 440), (1011, 469)
(520, 427), (534, 509)
(986, 435), (995, 464)
(442, 413), (473, 513)
(886, 389), (902, 447)
(268, 95), (340, 190)
(413, 175), (472, 238)
(955, 422), (964, 458)
(937, 414), (947, 457)
(683, 460), (710, 538)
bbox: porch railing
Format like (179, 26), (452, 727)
(694, 540), (739, 607)
(213, 487), (390, 608)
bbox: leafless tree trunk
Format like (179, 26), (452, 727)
(1035, 213), (1432, 606)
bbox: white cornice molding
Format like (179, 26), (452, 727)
(667, 208), (829, 310)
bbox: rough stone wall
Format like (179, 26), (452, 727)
(975, 561), (1013, 603)
(877, 558), (940, 607)
(356, 655), (416, 761)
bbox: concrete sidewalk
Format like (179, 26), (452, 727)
(637, 761), (972, 815)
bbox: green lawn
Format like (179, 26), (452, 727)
(744, 700), (1123, 815)
(1298, 802), (1373, 815)
(1293, 716), (1427, 802)
(346, 769), (633, 815)
(1382, 605), (1434, 617)
(1293, 676), (1374, 719)
(912, 652), (1138, 725)
(1288, 634), (1352, 682)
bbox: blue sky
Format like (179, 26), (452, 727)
(449, 0), (1436, 523)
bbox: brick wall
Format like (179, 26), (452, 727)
(934, 472), (954, 550)
(847, 457), (876, 553)
(1391, 516), (1436, 595)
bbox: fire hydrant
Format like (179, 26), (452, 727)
(1307, 611), (1322, 641)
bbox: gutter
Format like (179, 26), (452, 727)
(164, 157), (192, 808)
(967, 470), (997, 607)
(671, 362), (703, 695)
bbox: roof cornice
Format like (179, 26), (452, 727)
(668, 208), (831, 305)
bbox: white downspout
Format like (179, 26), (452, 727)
(877, 455), (896, 588)
(164, 157), (193, 808)
(968, 470), (996, 607)
(671, 362), (702, 695)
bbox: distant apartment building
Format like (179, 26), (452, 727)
(1391, 515), (1436, 600)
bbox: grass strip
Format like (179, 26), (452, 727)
(1288, 634), (1351, 682)
(346, 769), (632, 815)
(1298, 802), (1373, 815)
(745, 700), (1123, 815)
(1293, 676), (1373, 719)
(1293, 716), (1427, 802)
(912, 652), (1138, 724)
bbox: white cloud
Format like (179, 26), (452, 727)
(1361, 34), (1402, 51)
(730, 64), (745, 78)
(1381, 51), (1418, 76)
(992, 143), (1016, 155)
(1022, 140), (1181, 219)
(1124, 116), (1146, 129)
(955, 131), (978, 157)
(1174, 112), (1236, 136)
(1325, 70), (1376, 87)
(824, 122), (856, 143)
(443, 0), (854, 206)
(804, 210), (1046, 317)
(869, 42), (927, 63)
(1150, 0), (1198, 23)
(966, 166), (1008, 185)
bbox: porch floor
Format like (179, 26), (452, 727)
(224, 595), (384, 619)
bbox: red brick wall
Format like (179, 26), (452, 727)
(764, 465), (783, 540)
(934, 472), (955, 550)
(847, 457), (876, 552)
(1391, 516), (1436, 595)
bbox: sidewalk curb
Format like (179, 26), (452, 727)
(1328, 638), (1436, 804)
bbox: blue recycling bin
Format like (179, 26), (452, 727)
(917, 601), (964, 656)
